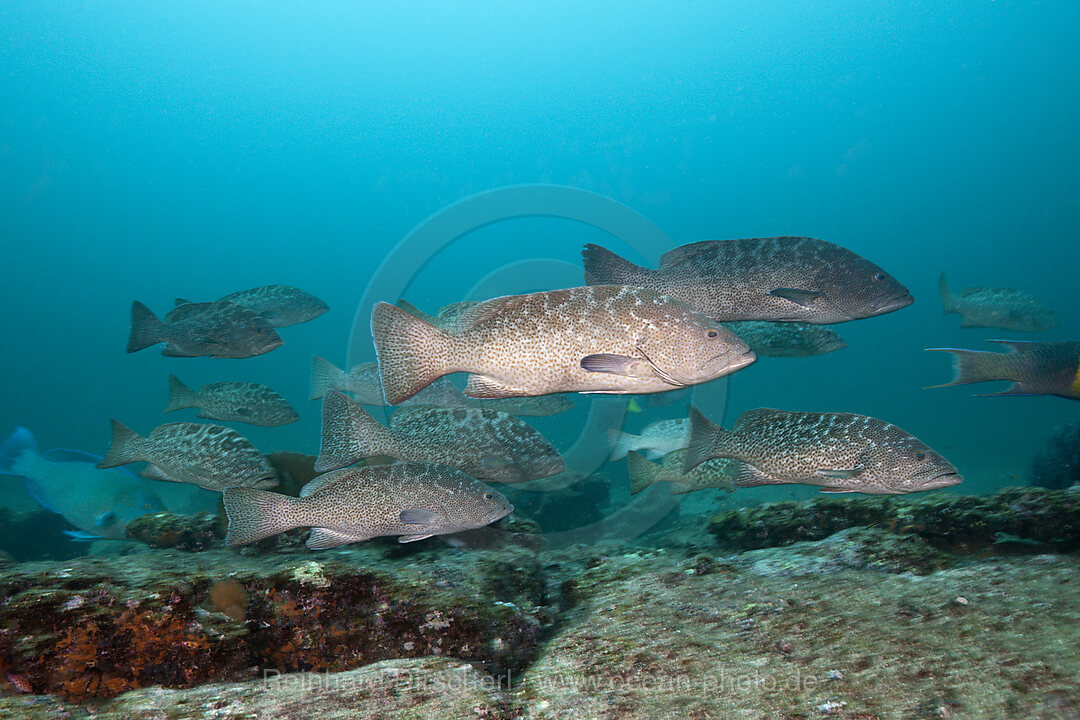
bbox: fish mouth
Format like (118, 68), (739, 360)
(873, 294), (914, 315)
(921, 472), (962, 489)
(702, 349), (756, 376)
(488, 504), (514, 524)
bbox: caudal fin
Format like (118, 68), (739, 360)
(222, 487), (306, 546)
(126, 301), (165, 353)
(938, 273), (956, 315)
(309, 355), (347, 400)
(924, 348), (1012, 387)
(0, 427), (38, 475)
(315, 390), (399, 472)
(371, 302), (454, 405)
(164, 375), (199, 412)
(97, 420), (145, 468)
(608, 429), (641, 462)
(683, 407), (734, 473)
(628, 451), (666, 494)
(582, 244), (652, 286)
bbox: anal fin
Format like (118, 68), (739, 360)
(465, 374), (529, 399)
(306, 528), (371, 550)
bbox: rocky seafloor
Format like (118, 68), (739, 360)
(1, 486), (1079, 720)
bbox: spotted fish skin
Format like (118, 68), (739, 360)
(939, 273), (1058, 332)
(628, 449), (737, 496)
(165, 375), (299, 426)
(222, 462), (513, 548)
(722, 321), (846, 357)
(98, 420), (277, 492)
(927, 340), (1080, 400)
(217, 285), (329, 327)
(127, 300), (282, 358)
(583, 238), (913, 324)
(372, 285), (755, 404)
(684, 407), (961, 494)
(316, 390), (565, 483)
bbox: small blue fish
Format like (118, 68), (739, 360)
(0, 427), (166, 540)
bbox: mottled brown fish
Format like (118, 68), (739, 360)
(199, 285), (328, 327)
(98, 420), (277, 491)
(127, 300), (282, 358)
(722, 321), (846, 357)
(939, 273), (1058, 332)
(222, 462), (513, 548)
(583, 238), (912, 324)
(684, 407), (961, 494)
(316, 390), (565, 483)
(628, 449), (737, 495)
(372, 285), (755, 405)
(927, 340), (1080, 400)
(165, 375), (299, 426)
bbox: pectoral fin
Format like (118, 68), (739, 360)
(819, 487), (859, 494)
(579, 354), (651, 377)
(770, 288), (823, 307)
(399, 508), (441, 524)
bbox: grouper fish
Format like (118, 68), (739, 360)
(583, 238), (913, 324)
(222, 462), (513, 549)
(371, 285), (755, 404)
(684, 407), (961, 494)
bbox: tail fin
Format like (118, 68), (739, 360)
(924, 348), (1013, 388)
(222, 487), (306, 546)
(938, 273), (956, 315)
(164, 375), (199, 413)
(315, 390), (400, 472)
(0, 427), (38, 475)
(97, 420), (144, 468)
(582, 244), (652, 286)
(628, 451), (666, 494)
(126, 301), (165, 353)
(608, 429), (641, 462)
(309, 355), (347, 400)
(682, 406), (734, 473)
(371, 302), (454, 405)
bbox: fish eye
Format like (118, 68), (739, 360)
(483, 492), (493, 500)
(707, 330), (718, 338)
(915, 451), (927, 460)
(873, 272), (886, 281)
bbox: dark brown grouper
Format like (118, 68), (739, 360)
(176, 285), (329, 328)
(938, 273), (1058, 332)
(371, 285), (756, 405)
(583, 238), (913, 324)
(222, 462), (513, 549)
(927, 340), (1080, 399)
(721, 321), (846, 357)
(684, 407), (961, 494)
(126, 300), (282, 358)
(164, 375), (299, 427)
(315, 390), (565, 483)
(98, 420), (277, 492)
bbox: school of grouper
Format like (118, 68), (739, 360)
(1, 237), (1074, 549)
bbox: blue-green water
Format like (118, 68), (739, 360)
(1, 2), (1077, 533)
